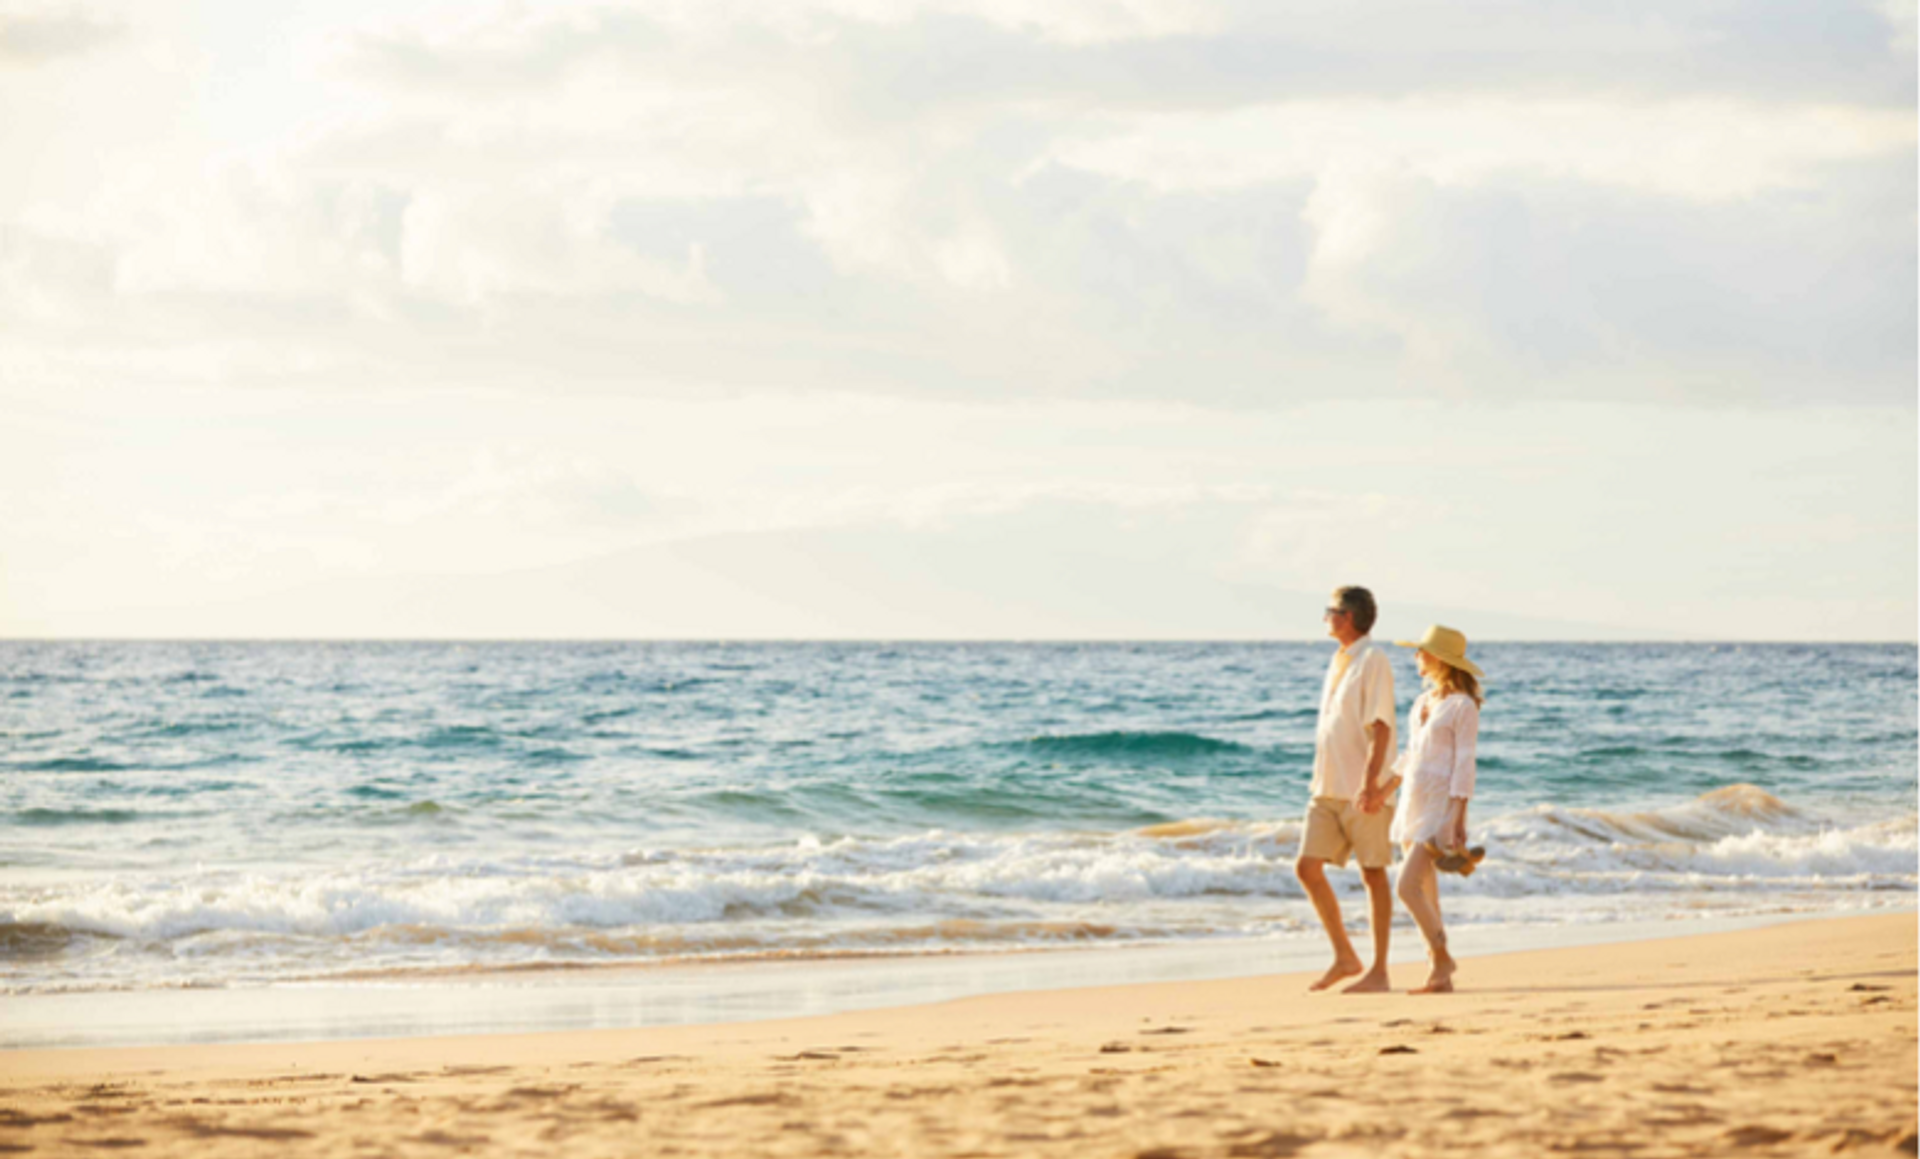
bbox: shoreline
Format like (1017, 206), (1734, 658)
(7, 907), (1910, 1052)
(1, 914), (1912, 1157)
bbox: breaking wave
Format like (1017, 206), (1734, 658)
(3, 785), (1910, 992)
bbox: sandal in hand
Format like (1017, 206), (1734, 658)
(1424, 841), (1487, 877)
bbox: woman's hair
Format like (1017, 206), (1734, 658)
(1426, 657), (1484, 707)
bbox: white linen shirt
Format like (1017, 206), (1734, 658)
(1310, 635), (1397, 801)
(1396, 691), (1480, 799)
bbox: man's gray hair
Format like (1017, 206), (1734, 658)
(1333, 586), (1377, 635)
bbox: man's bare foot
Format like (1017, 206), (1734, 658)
(1309, 959), (1364, 992)
(1341, 967), (1391, 994)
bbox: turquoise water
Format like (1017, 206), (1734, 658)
(2, 641), (1913, 994)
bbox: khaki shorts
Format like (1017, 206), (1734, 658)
(1300, 796), (1396, 870)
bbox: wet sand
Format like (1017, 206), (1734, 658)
(3, 913), (1914, 1157)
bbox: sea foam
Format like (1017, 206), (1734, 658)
(3, 786), (1911, 992)
(3, 640), (1913, 993)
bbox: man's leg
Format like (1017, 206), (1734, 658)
(1295, 856), (1363, 990)
(1342, 866), (1394, 993)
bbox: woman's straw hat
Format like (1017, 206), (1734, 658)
(1394, 624), (1484, 679)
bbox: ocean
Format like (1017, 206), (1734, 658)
(2, 641), (1914, 1033)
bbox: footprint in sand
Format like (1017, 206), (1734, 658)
(0, 1111), (75, 1128)
(245, 1073), (339, 1087)
(1224, 1131), (1317, 1157)
(883, 1085), (957, 1101)
(408, 1129), (490, 1147)
(700, 1092), (797, 1109)
(169, 1120), (317, 1141)
(501, 1085), (577, 1100)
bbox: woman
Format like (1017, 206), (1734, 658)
(1388, 625), (1484, 994)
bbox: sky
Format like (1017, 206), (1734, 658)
(1, 0), (1914, 641)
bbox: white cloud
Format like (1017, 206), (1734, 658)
(398, 185), (725, 304)
(0, 0), (1913, 639)
(1, 1), (1908, 408)
(0, 222), (115, 325)
(0, 2), (125, 65)
(1054, 99), (1915, 202)
(1883, 0), (1919, 53)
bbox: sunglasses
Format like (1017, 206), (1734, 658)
(1323, 607), (1348, 619)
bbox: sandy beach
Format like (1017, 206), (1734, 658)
(2, 913), (1913, 1158)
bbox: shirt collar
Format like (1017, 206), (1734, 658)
(1339, 634), (1372, 657)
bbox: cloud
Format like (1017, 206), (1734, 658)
(1053, 98), (1915, 202)
(0, 4), (125, 66)
(398, 186), (725, 305)
(332, 1), (1915, 110)
(1293, 158), (1916, 400)
(0, 0), (1911, 410)
(340, 7), (673, 93)
(0, 221), (116, 324)
(1883, 0), (1920, 53)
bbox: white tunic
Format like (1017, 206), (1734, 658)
(1310, 636), (1397, 802)
(1388, 691), (1480, 847)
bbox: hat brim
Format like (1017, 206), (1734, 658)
(1394, 641), (1484, 680)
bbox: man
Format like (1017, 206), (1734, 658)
(1296, 585), (1398, 993)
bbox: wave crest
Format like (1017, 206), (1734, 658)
(3, 785), (1911, 991)
(1019, 731), (1252, 760)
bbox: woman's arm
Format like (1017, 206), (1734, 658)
(1448, 698), (1480, 800)
(1444, 796), (1469, 849)
(1445, 699), (1479, 848)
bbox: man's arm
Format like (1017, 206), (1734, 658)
(1357, 652), (1396, 814)
(1358, 719), (1392, 813)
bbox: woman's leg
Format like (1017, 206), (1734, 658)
(1395, 844), (1456, 993)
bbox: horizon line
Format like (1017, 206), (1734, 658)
(2, 636), (1914, 646)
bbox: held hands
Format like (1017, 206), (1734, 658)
(1357, 775), (1401, 815)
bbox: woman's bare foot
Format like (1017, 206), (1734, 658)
(1309, 957), (1364, 991)
(1341, 966), (1391, 994)
(1410, 954), (1457, 994)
